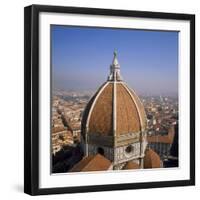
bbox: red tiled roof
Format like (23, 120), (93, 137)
(147, 128), (175, 144)
(144, 148), (161, 168)
(69, 154), (111, 172)
(52, 126), (65, 133)
(123, 161), (140, 170)
(147, 135), (173, 144)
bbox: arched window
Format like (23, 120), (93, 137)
(97, 147), (104, 156)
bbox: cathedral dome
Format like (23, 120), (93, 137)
(81, 52), (146, 139)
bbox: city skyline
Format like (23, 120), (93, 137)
(52, 25), (178, 96)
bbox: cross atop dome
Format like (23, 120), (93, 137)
(108, 50), (123, 81)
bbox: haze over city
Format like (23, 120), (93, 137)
(52, 25), (178, 96)
(51, 26), (179, 172)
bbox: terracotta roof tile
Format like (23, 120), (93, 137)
(116, 83), (141, 135)
(144, 148), (161, 168)
(128, 87), (146, 129)
(89, 83), (113, 135)
(81, 83), (107, 139)
(70, 154), (111, 172)
(147, 134), (173, 144)
(52, 126), (65, 133)
(123, 161), (140, 170)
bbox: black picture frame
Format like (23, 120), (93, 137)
(24, 4), (195, 196)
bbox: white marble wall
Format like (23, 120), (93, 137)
(114, 142), (141, 164)
(88, 144), (114, 161)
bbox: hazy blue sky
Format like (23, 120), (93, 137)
(51, 25), (178, 96)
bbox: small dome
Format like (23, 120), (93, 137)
(69, 154), (111, 172)
(144, 148), (161, 168)
(123, 161), (140, 170)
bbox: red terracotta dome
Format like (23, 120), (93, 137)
(122, 161), (140, 170)
(144, 148), (161, 168)
(81, 51), (146, 139)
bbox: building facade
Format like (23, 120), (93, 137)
(147, 125), (175, 160)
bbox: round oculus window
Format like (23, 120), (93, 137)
(125, 145), (133, 154)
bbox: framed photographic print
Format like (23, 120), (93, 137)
(24, 4), (195, 195)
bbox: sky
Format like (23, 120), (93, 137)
(51, 25), (178, 96)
